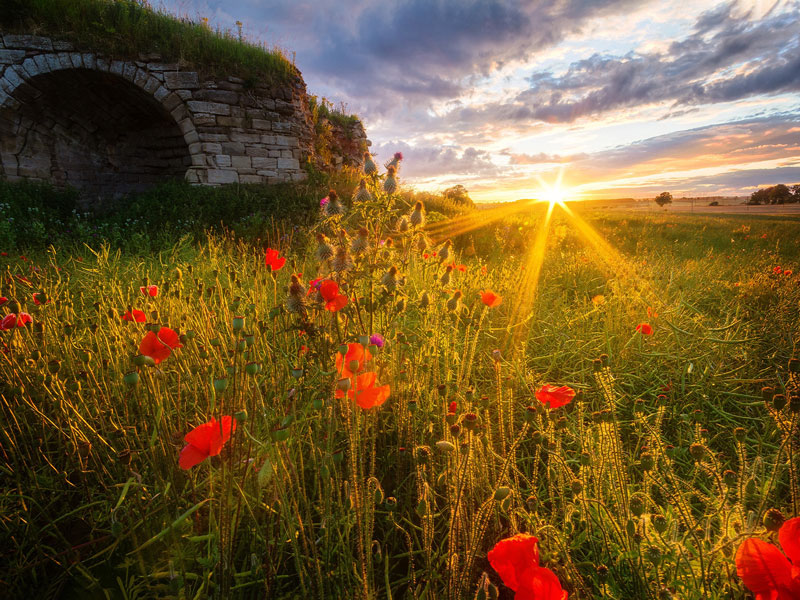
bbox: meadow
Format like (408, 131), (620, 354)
(1, 170), (799, 599)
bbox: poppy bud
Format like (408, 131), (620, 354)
(213, 378), (228, 393)
(772, 393), (787, 411)
(291, 367), (303, 379)
(30, 349), (41, 361)
(64, 323), (74, 335)
(435, 440), (455, 452)
(723, 470), (736, 486)
(630, 494), (646, 517)
(234, 410), (248, 423)
(761, 386), (774, 402)
(117, 449), (131, 465)
(245, 362), (260, 376)
(244, 334), (254, 347)
(689, 443), (705, 461)
(449, 424), (460, 437)
(790, 395), (800, 414)
(79, 349), (92, 363)
(236, 339), (246, 352)
(652, 514), (667, 533)
(226, 365), (235, 376)
(437, 384), (447, 397)
(445, 411), (457, 426)
(763, 508), (784, 532)
(745, 478), (756, 497)
(571, 479), (583, 494)
(186, 330), (196, 339)
(337, 378), (351, 392)
(232, 316), (244, 331)
(640, 452), (654, 471)
(48, 359), (61, 374)
(645, 546), (662, 565)
(407, 399), (417, 412)
(491, 349), (501, 362)
(596, 565), (609, 584)
(385, 497), (397, 511)
(462, 412), (479, 431)
(788, 358), (800, 373)
(66, 380), (81, 393)
(523, 405), (537, 424)
(580, 452), (591, 466)
(123, 371), (139, 386)
(733, 427), (746, 442)
(312, 397), (324, 410)
(494, 486), (511, 500)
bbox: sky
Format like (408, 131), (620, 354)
(158, 0), (800, 202)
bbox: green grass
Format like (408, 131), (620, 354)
(0, 175), (798, 599)
(1, 0), (296, 84)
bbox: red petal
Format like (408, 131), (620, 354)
(179, 443), (209, 469)
(487, 534), (540, 591)
(325, 294), (348, 312)
(736, 538), (793, 597)
(319, 279), (340, 302)
(536, 385), (576, 409)
(139, 331), (171, 364)
(0, 314), (15, 330)
(157, 327), (182, 350)
(17, 312), (32, 327)
(355, 383), (390, 409)
(517, 566), (568, 600)
(779, 517), (800, 564)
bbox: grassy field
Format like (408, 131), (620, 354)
(0, 175), (798, 599)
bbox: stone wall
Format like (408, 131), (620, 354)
(0, 33), (358, 204)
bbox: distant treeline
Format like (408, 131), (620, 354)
(747, 183), (800, 205)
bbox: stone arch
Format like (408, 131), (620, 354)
(0, 53), (202, 203)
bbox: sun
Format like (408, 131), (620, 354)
(533, 167), (572, 208)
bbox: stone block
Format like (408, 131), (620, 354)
(291, 171), (308, 182)
(0, 50), (26, 65)
(3, 67), (24, 89)
(123, 63), (136, 81)
(164, 71), (200, 89)
(193, 114), (217, 127)
(251, 119), (271, 131)
(184, 130), (200, 145)
(53, 41), (73, 51)
(3, 35), (52, 51)
(162, 92), (183, 111)
(207, 169), (238, 184)
(201, 143), (222, 153)
(231, 155), (251, 169)
(260, 135), (277, 145)
(193, 89), (239, 104)
(170, 104), (189, 122)
(277, 157), (300, 170)
(176, 89), (193, 100)
(230, 131), (260, 143)
(272, 121), (292, 133)
(148, 63), (180, 72)
(20, 58), (39, 78)
(251, 157), (277, 169)
(198, 133), (229, 142)
(82, 53), (96, 70)
(153, 85), (170, 102)
(134, 68), (149, 89)
(58, 53), (73, 69)
(221, 142), (245, 155)
(214, 155), (232, 168)
(143, 76), (161, 94)
(187, 100), (230, 116)
(281, 150), (293, 158)
(256, 170), (278, 178)
(33, 54), (49, 73)
(188, 142), (202, 155)
(216, 116), (245, 128)
(95, 57), (110, 72)
(69, 53), (83, 68)
(239, 174), (265, 184)
(275, 135), (291, 147)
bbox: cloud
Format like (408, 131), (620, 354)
(369, 140), (500, 180)
(446, 1), (800, 128)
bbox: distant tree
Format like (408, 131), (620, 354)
(443, 184), (474, 208)
(748, 188), (770, 205)
(768, 184), (792, 205)
(792, 184), (800, 203)
(654, 191), (673, 207)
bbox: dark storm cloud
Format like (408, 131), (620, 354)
(448, 1), (800, 127)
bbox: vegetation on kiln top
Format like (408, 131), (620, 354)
(1, 0), (298, 86)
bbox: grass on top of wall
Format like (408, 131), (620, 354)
(1, 0), (297, 86)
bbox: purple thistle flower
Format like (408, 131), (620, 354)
(369, 333), (385, 348)
(393, 152), (403, 161)
(320, 196), (329, 207)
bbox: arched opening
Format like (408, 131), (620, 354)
(0, 67), (191, 203)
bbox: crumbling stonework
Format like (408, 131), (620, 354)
(0, 33), (366, 204)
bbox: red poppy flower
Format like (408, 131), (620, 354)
(307, 277), (323, 297)
(636, 323), (653, 335)
(122, 309), (146, 323)
(488, 534), (541, 591)
(517, 566), (568, 600)
(0, 312), (32, 330)
(480, 290), (503, 308)
(0, 297), (7, 307)
(773, 266), (783, 274)
(646, 306), (658, 318)
(178, 416), (236, 469)
(139, 327), (182, 365)
(448, 400), (457, 414)
(785, 270), (794, 277)
(535, 385), (575, 409)
(319, 279), (349, 312)
(15, 274), (32, 287)
(423, 253), (430, 259)
(0, 252), (6, 257)
(32, 292), (50, 305)
(335, 343), (372, 378)
(736, 518), (800, 600)
(335, 371), (390, 409)
(265, 248), (286, 271)
(140, 285), (158, 297)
